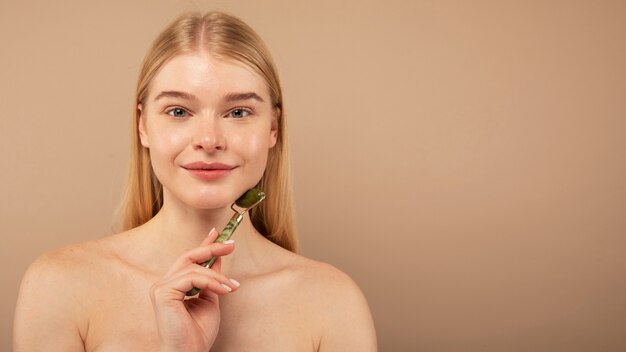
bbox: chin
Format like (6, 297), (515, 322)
(162, 176), (260, 211)
(181, 193), (230, 211)
(184, 198), (225, 210)
(182, 186), (248, 210)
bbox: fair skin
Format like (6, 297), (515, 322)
(13, 51), (377, 351)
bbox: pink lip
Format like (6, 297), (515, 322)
(182, 162), (236, 180)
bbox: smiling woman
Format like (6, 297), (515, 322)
(136, 52), (278, 212)
(13, 12), (377, 352)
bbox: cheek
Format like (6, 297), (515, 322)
(232, 129), (272, 159)
(149, 127), (188, 156)
(230, 130), (271, 181)
(147, 126), (190, 179)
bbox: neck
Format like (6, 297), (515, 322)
(141, 197), (263, 277)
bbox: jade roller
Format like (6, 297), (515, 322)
(186, 188), (266, 296)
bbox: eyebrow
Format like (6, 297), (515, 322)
(223, 92), (265, 103)
(154, 90), (198, 102)
(153, 90), (265, 104)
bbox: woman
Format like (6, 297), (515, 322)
(13, 11), (377, 352)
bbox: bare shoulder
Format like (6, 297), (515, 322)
(20, 242), (93, 299)
(16, 236), (121, 315)
(13, 235), (126, 352)
(22, 235), (120, 290)
(272, 250), (378, 351)
(289, 254), (363, 298)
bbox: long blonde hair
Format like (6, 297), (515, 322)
(117, 12), (297, 252)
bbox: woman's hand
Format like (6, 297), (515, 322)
(150, 228), (240, 352)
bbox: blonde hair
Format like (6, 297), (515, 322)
(117, 12), (297, 252)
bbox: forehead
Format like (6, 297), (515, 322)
(148, 51), (269, 101)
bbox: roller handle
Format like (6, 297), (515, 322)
(185, 212), (244, 296)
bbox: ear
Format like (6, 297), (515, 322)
(137, 103), (150, 148)
(269, 107), (279, 148)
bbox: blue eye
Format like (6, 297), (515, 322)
(229, 108), (250, 119)
(167, 108), (188, 118)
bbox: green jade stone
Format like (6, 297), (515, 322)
(235, 188), (266, 208)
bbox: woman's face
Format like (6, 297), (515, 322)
(138, 51), (278, 210)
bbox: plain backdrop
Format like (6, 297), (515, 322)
(1, 0), (626, 351)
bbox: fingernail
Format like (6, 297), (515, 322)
(222, 239), (235, 245)
(208, 228), (216, 236)
(221, 283), (232, 292)
(229, 278), (240, 287)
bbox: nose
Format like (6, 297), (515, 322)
(193, 117), (226, 152)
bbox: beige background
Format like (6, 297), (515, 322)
(2, 0), (626, 351)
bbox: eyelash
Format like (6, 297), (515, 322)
(228, 108), (251, 119)
(166, 107), (189, 119)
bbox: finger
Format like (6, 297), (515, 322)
(199, 274), (240, 301)
(151, 267), (239, 302)
(165, 241), (235, 276)
(198, 262), (241, 300)
(194, 262), (240, 292)
(211, 256), (222, 272)
(151, 273), (231, 303)
(171, 263), (232, 286)
(201, 227), (220, 246)
(165, 263), (239, 295)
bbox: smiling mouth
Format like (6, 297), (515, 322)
(182, 162), (236, 180)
